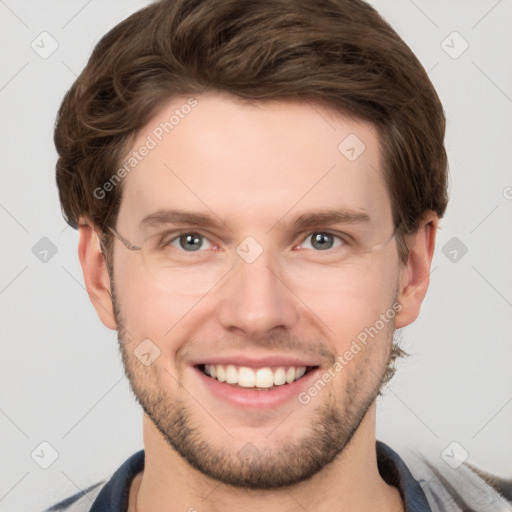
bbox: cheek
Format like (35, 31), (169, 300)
(112, 259), (211, 363)
(117, 282), (190, 334)
(283, 256), (399, 335)
(112, 255), (169, 335)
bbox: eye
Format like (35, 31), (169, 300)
(166, 232), (214, 252)
(299, 232), (346, 251)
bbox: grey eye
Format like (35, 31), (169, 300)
(301, 232), (345, 251)
(170, 233), (212, 251)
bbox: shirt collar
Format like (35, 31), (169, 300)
(377, 440), (433, 512)
(91, 441), (432, 512)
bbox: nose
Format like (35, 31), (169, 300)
(215, 249), (299, 338)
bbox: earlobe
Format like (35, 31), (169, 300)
(78, 219), (117, 330)
(395, 211), (438, 329)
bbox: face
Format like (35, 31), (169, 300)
(87, 92), (425, 489)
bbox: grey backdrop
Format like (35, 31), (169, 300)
(1, 1), (511, 511)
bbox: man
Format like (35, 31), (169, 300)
(46, 0), (511, 510)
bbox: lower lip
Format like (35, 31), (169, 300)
(192, 366), (321, 409)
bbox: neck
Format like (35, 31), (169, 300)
(129, 405), (403, 512)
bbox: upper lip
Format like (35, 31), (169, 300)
(190, 354), (321, 368)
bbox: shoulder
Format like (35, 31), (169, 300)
(42, 449), (144, 512)
(404, 447), (512, 512)
(42, 481), (106, 511)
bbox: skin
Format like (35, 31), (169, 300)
(78, 91), (437, 512)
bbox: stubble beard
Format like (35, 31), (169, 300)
(110, 282), (396, 490)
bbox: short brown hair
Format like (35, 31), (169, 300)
(55, 0), (448, 264)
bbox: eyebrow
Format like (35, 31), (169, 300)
(139, 208), (372, 230)
(284, 209), (371, 230)
(141, 210), (217, 227)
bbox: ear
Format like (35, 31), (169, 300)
(77, 219), (117, 330)
(395, 211), (439, 328)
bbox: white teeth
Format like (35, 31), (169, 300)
(225, 364), (237, 384)
(295, 367), (306, 379)
(203, 364), (309, 388)
(216, 365), (226, 382)
(238, 367), (255, 387)
(255, 368), (274, 388)
(273, 367), (286, 385)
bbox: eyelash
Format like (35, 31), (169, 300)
(161, 231), (349, 252)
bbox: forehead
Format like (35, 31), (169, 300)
(117, 91), (392, 232)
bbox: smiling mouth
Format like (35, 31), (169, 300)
(196, 364), (318, 390)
